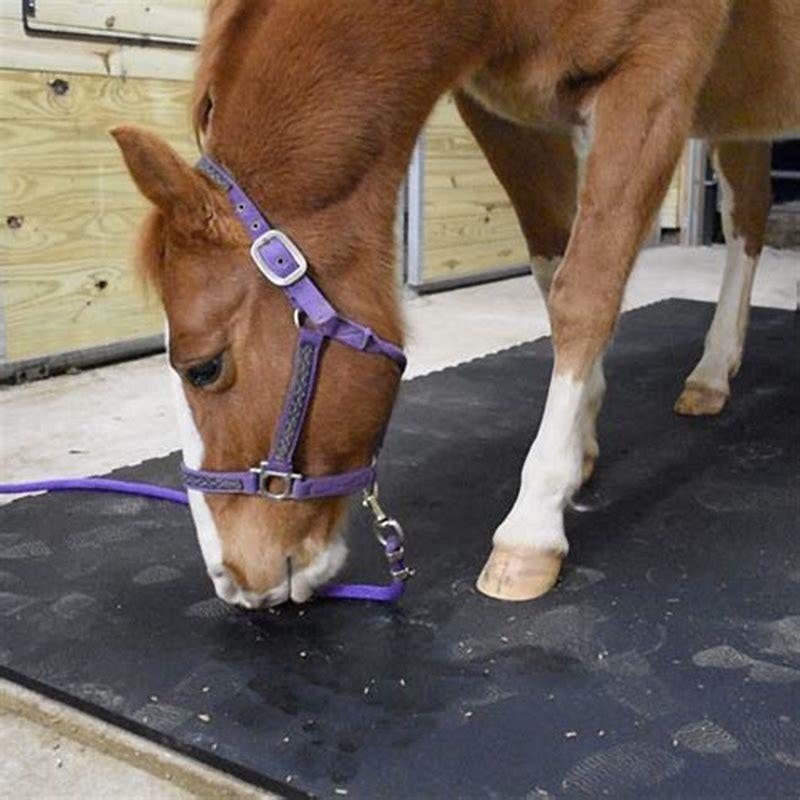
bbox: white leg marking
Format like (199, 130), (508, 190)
(685, 156), (759, 395)
(495, 371), (591, 555)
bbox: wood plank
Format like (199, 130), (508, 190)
(0, 2), (197, 79)
(421, 95), (528, 283)
(2, 260), (164, 361)
(420, 95), (687, 283)
(661, 152), (685, 230)
(0, 68), (192, 122)
(0, 69), (196, 364)
(29, 0), (205, 43)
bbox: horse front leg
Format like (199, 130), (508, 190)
(477, 60), (701, 601)
(455, 93), (604, 485)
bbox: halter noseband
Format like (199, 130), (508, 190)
(182, 155), (407, 505)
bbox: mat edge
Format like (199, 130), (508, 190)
(0, 675), (287, 800)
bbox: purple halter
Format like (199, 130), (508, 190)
(184, 155), (406, 502)
(0, 159), (412, 604)
(181, 155), (412, 596)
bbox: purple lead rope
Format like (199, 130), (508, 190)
(0, 479), (408, 604)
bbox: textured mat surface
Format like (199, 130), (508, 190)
(1, 299), (799, 799)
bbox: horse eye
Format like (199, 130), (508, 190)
(185, 354), (223, 388)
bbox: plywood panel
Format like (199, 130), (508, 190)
(0, 1), (197, 79)
(0, 69), (197, 364)
(420, 96), (528, 284)
(660, 153), (684, 230)
(28, 0), (205, 43)
(418, 96), (688, 284)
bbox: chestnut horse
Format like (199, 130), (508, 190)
(113, 0), (800, 607)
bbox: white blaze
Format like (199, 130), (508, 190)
(165, 324), (240, 603)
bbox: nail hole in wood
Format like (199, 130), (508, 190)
(48, 78), (70, 96)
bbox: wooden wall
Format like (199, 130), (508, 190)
(419, 95), (528, 286)
(0, 0), (688, 368)
(415, 95), (685, 287)
(0, 0), (202, 374)
(26, 0), (204, 44)
(0, 69), (197, 366)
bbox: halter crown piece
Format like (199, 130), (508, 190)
(181, 156), (412, 597)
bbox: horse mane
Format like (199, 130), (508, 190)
(191, 0), (270, 144)
(133, 2), (241, 294)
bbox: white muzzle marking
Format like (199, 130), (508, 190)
(165, 324), (346, 609)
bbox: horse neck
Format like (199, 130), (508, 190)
(203, 1), (496, 343)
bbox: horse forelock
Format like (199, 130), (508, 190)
(135, 209), (167, 295)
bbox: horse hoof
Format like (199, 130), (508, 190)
(476, 546), (563, 601)
(674, 383), (728, 417)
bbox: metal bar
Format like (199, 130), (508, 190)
(22, 1), (197, 49)
(0, 334), (165, 385)
(771, 170), (800, 181)
(405, 136), (426, 287)
(681, 139), (709, 247)
(409, 265), (531, 296)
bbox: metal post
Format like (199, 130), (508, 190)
(405, 136), (426, 287)
(681, 139), (710, 247)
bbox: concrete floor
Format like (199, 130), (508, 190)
(0, 680), (271, 800)
(1, 245), (798, 796)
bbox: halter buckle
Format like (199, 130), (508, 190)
(250, 229), (308, 287)
(252, 465), (302, 501)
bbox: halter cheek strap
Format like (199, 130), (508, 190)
(181, 155), (406, 502)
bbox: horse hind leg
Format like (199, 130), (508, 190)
(675, 140), (772, 417)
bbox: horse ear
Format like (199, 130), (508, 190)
(110, 126), (209, 215)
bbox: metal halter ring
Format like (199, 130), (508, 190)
(362, 484), (407, 548)
(375, 517), (406, 548)
(253, 466), (302, 501)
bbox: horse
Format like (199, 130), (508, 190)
(113, 0), (800, 607)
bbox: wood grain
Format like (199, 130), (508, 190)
(30, 0), (205, 43)
(421, 96), (528, 283)
(0, 69), (196, 364)
(661, 152), (684, 230)
(419, 95), (686, 283)
(0, 1), (197, 80)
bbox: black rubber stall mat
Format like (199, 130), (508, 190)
(1, 299), (799, 799)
